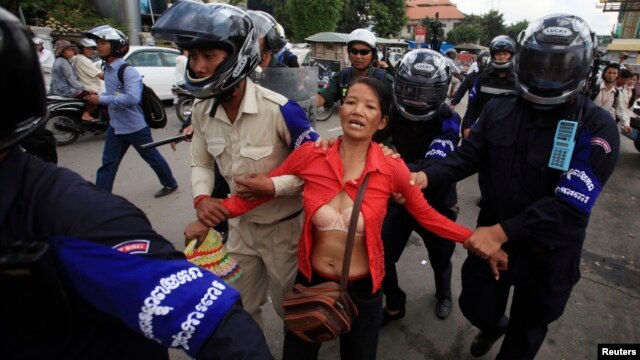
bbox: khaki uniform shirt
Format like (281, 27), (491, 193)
(191, 79), (315, 224)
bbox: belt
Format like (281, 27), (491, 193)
(278, 209), (303, 222)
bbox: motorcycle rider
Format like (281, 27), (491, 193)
(0, 7), (270, 359)
(73, 37), (104, 95)
(461, 35), (517, 138)
(411, 14), (620, 359)
(374, 49), (463, 324)
(316, 28), (393, 109)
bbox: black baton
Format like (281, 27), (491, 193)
(140, 133), (193, 150)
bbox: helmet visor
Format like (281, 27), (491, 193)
(516, 47), (589, 97)
(152, 1), (247, 46)
(394, 77), (447, 111)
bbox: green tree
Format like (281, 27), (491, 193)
(479, 10), (506, 45)
(336, 0), (370, 33)
(19, 0), (123, 31)
(445, 23), (482, 44)
(370, 0), (406, 38)
(287, 0), (344, 41)
(505, 20), (529, 43)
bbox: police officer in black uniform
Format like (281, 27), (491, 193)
(375, 49), (462, 324)
(461, 35), (517, 138)
(0, 8), (270, 359)
(412, 14), (620, 359)
(450, 49), (490, 110)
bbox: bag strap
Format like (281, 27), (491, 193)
(117, 63), (130, 85)
(339, 172), (371, 293)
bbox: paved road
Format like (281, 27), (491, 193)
(56, 97), (640, 359)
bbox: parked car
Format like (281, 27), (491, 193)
(94, 46), (180, 101)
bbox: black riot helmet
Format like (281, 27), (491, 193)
(515, 13), (595, 106)
(393, 49), (451, 121)
(476, 50), (491, 72)
(489, 35), (516, 69)
(151, 1), (260, 100)
(84, 25), (129, 58)
(247, 10), (286, 54)
(0, 7), (48, 152)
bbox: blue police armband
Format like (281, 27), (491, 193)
(281, 100), (319, 149)
(49, 236), (240, 357)
(553, 130), (602, 215)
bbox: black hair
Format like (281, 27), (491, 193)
(346, 77), (390, 118)
(601, 62), (620, 79)
(620, 68), (632, 79)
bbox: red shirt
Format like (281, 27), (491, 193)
(223, 140), (472, 292)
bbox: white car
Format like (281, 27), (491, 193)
(95, 46), (180, 100)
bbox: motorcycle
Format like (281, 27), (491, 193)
(45, 95), (109, 146)
(316, 80), (335, 122)
(172, 86), (194, 125)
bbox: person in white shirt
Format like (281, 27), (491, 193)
(72, 38), (103, 94)
(443, 48), (462, 98)
(591, 63), (629, 130)
(174, 47), (188, 85)
(33, 37), (53, 90)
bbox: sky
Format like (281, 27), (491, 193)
(452, 0), (619, 35)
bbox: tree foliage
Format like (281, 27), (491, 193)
(479, 10), (506, 45)
(444, 11), (526, 46)
(19, 0), (124, 32)
(505, 20), (529, 43)
(446, 23), (483, 44)
(336, 0), (369, 33)
(287, 0), (344, 41)
(370, 0), (406, 38)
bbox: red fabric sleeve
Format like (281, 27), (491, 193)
(392, 159), (472, 242)
(222, 142), (311, 217)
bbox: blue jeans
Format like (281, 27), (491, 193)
(96, 126), (177, 192)
(282, 272), (382, 360)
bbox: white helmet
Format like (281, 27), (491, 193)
(32, 37), (44, 45)
(347, 28), (376, 50)
(77, 38), (97, 48)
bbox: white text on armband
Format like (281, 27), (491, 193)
(566, 169), (595, 191)
(171, 280), (227, 350)
(426, 149), (448, 159)
(294, 128), (315, 149)
(139, 267), (204, 341)
(430, 139), (454, 152)
(556, 186), (590, 204)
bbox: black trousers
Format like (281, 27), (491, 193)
(381, 201), (456, 311)
(282, 272), (382, 360)
(459, 244), (582, 360)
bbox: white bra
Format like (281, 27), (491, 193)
(312, 205), (365, 236)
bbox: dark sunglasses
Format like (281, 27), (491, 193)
(349, 48), (372, 56)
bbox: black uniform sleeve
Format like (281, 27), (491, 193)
(451, 72), (476, 106)
(500, 104), (619, 249)
(461, 78), (481, 131)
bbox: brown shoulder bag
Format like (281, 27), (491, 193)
(282, 173), (370, 343)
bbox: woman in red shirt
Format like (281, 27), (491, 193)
(221, 77), (507, 359)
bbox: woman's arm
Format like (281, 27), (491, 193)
(222, 142), (313, 217)
(393, 160), (472, 242)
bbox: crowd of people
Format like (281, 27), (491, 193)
(4, 2), (635, 359)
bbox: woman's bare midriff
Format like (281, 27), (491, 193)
(311, 228), (370, 279)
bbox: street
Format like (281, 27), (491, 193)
(55, 97), (640, 359)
